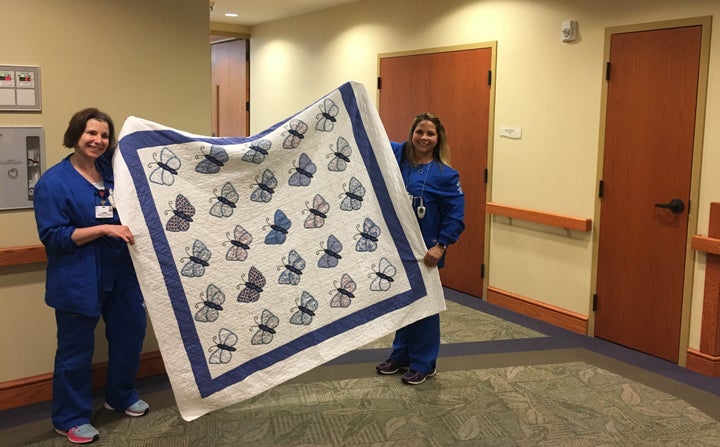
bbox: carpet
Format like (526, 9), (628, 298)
(112, 82), (445, 420)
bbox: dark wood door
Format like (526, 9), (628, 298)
(379, 47), (492, 298)
(595, 26), (702, 362)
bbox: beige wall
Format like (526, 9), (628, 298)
(0, 0), (211, 382)
(249, 0), (720, 353)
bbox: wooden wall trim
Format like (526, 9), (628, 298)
(695, 202), (720, 360)
(0, 244), (46, 267)
(486, 202), (592, 232)
(486, 286), (588, 334)
(692, 235), (720, 255)
(0, 351), (166, 411)
(686, 348), (720, 377)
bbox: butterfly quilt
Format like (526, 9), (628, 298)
(113, 81), (445, 421)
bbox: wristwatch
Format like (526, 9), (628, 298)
(437, 242), (447, 250)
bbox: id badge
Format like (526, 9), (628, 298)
(96, 205), (114, 219)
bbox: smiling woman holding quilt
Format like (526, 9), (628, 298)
(33, 108), (149, 444)
(376, 112), (465, 385)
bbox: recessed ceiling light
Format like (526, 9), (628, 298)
(225, 13), (239, 17)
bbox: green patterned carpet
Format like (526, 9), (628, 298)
(5, 296), (720, 447)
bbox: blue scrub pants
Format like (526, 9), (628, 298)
(51, 286), (146, 431)
(389, 313), (440, 374)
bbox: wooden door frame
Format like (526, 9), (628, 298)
(376, 42), (498, 299)
(589, 16), (712, 366)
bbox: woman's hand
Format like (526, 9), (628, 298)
(423, 244), (446, 267)
(72, 224), (135, 246)
(105, 224), (136, 245)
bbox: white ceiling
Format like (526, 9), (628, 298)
(209, 0), (361, 26)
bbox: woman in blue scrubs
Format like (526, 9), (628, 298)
(376, 112), (465, 385)
(34, 108), (149, 444)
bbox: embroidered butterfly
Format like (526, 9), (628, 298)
(208, 328), (237, 364)
(289, 291), (318, 326)
(237, 266), (266, 303)
(209, 181), (239, 218)
(354, 217), (381, 252)
(165, 194), (195, 232)
(224, 225), (252, 261)
(195, 144), (228, 174)
(288, 152), (316, 187)
(303, 194), (330, 229)
(282, 119), (308, 149)
(251, 309), (279, 345)
(317, 234), (342, 268)
(315, 98), (339, 132)
(242, 139), (272, 164)
(181, 239), (212, 277)
(148, 147), (181, 186)
(330, 273), (357, 308)
(278, 249), (305, 285)
(250, 168), (277, 203)
(339, 176), (366, 211)
(264, 209), (292, 245)
(327, 136), (352, 172)
(194, 284), (225, 323)
(369, 257), (396, 291)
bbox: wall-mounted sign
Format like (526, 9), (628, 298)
(0, 65), (42, 112)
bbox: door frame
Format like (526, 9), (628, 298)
(589, 16), (712, 366)
(376, 42), (498, 298)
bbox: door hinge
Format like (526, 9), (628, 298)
(688, 199), (691, 213)
(605, 62), (611, 81)
(487, 70), (492, 86)
(483, 168), (488, 184)
(598, 180), (604, 198)
(245, 101), (250, 112)
(480, 263), (485, 278)
(593, 294), (598, 311)
(377, 77), (382, 90)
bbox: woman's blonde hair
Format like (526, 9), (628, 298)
(404, 112), (451, 167)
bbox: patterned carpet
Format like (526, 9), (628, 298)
(3, 290), (719, 446)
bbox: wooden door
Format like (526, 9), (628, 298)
(595, 26), (702, 362)
(211, 39), (248, 137)
(378, 47), (492, 298)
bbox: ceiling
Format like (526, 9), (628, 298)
(209, 0), (361, 26)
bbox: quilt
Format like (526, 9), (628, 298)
(113, 81), (445, 421)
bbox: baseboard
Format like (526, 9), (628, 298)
(486, 286), (588, 335)
(0, 350), (166, 412)
(686, 348), (720, 377)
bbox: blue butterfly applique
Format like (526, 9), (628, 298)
(317, 234), (342, 268)
(148, 147), (181, 186)
(327, 136), (352, 172)
(250, 168), (277, 203)
(195, 144), (228, 174)
(165, 193), (195, 232)
(339, 176), (366, 211)
(224, 225), (252, 261)
(282, 119), (308, 149)
(242, 138), (272, 164)
(289, 291), (318, 326)
(330, 273), (356, 308)
(354, 217), (381, 252)
(209, 181), (239, 218)
(181, 239), (211, 277)
(303, 194), (330, 229)
(251, 309), (279, 345)
(208, 328), (237, 364)
(194, 284), (225, 323)
(264, 209), (291, 245)
(288, 152), (316, 187)
(315, 98), (339, 132)
(369, 257), (396, 291)
(278, 249), (305, 285)
(237, 266), (266, 303)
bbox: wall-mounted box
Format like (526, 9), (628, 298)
(0, 127), (45, 210)
(0, 65), (42, 112)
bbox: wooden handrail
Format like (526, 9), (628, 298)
(0, 244), (46, 267)
(692, 236), (720, 255)
(486, 202), (592, 232)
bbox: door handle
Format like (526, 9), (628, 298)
(654, 198), (685, 214)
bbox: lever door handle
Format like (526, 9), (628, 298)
(654, 198), (684, 214)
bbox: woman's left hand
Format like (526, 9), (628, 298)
(423, 245), (445, 268)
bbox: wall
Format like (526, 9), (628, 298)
(0, 0), (211, 382)
(249, 0), (720, 352)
